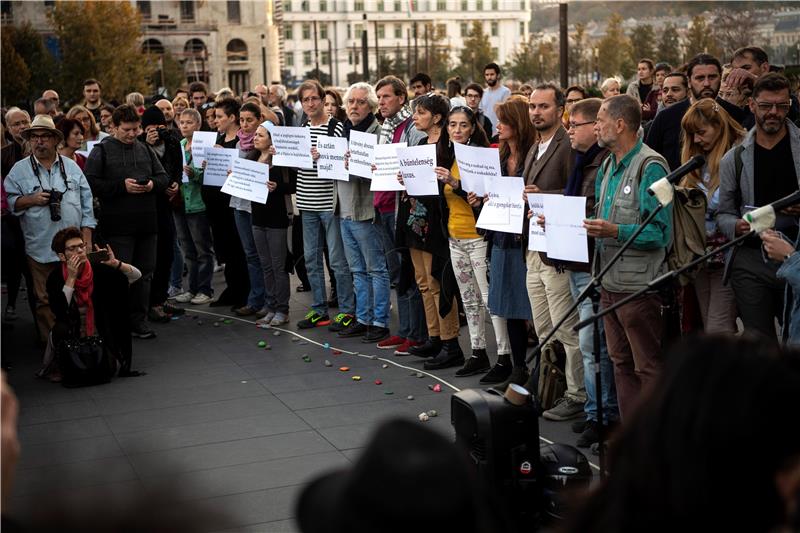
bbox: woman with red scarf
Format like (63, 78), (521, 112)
(46, 227), (144, 379)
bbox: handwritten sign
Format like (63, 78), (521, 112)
(221, 157), (270, 204)
(527, 193), (547, 252)
(317, 137), (349, 181)
(476, 176), (525, 233)
(454, 143), (501, 197)
(203, 147), (238, 187)
(370, 143), (407, 192)
(271, 125), (313, 169)
(348, 130), (376, 179)
(191, 131), (217, 166)
(396, 144), (438, 196)
(543, 195), (589, 262)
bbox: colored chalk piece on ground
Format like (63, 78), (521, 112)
(324, 360), (332, 367)
(332, 349), (342, 355)
(213, 322), (220, 327)
(257, 341), (266, 348)
(384, 391), (393, 395)
(273, 331), (280, 336)
(382, 364), (389, 369)
(352, 376), (362, 381)
(374, 379), (382, 385)
(432, 384), (442, 392)
(339, 366), (350, 372)
(224, 319), (232, 324)
(323, 342), (330, 349)
(407, 395), (414, 400)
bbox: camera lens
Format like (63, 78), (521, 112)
(48, 190), (62, 222)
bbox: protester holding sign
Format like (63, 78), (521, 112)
(471, 97), (535, 385)
(396, 94), (463, 367)
(432, 106), (513, 376)
(336, 83), (392, 343)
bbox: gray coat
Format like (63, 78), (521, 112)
(717, 120), (800, 241)
(335, 116), (382, 222)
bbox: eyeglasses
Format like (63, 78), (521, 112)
(754, 101), (791, 112)
(29, 133), (55, 142)
(302, 95), (321, 104)
(346, 98), (368, 106)
(568, 120), (596, 130)
(65, 242), (87, 252)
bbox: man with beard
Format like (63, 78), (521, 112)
(645, 54), (737, 170)
(480, 62), (510, 137)
(717, 73), (800, 338)
(642, 72), (688, 139)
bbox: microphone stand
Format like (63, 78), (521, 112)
(574, 229), (754, 333)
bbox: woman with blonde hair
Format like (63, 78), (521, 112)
(679, 98), (746, 333)
(66, 105), (109, 151)
(125, 92), (145, 115)
(600, 77), (621, 99)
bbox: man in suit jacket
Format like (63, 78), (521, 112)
(522, 84), (586, 421)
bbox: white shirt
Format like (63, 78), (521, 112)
(537, 136), (553, 160)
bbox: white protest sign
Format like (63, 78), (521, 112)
(370, 143), (407, 191)
(203, 147), (238, 187)
(348, 130), (376, 179)
(476, 176), (525, 234)
(181, 146), (189, 183)
(191, 131), (217, 166)
(527, 193), (547, 252)
(396, 144), (438, 196)
(76, 140), (100, 159)
(221, 157), (270, 204)
(454, 143), (501, 197)
(271, 126), (313, 169)
(543, 195), (589, 263)
(317, 137), (349, 181)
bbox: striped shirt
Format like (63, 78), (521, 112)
(296, 117), (343, 212)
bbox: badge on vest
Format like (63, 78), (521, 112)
(623, 185), (632, 195)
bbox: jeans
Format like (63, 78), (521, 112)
(169, 239), (184, 290)
(569, 271), (618, 423)
(173, 211), (214, 296)
(731, 246), (784, 338)
(301, 210), (354, 316)
(104, 232), (158, 328)
(253, 225), (290, 315)
(377, 211), (401, 286)
(340, 219), (391, 327)
(233, 209), (266, 310)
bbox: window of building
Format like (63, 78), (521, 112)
(460, 0), (467, 9)
(226, 38), (248, 61)
(520, 0), (525, 9)
(460, 22), (467, 37)
(321, 51), (330, 65)
(304, 51), (312, 66)
(519, 21), (524, 35)
(354, 0), (364, 10)
(394, 0), (401, 10)
(301, 0), (309, 11)
(347, 24), (352, 39)
(475, 0), (482, 9)
(349, 51), (354, 65)
(436, 23), (446, 37)
(228, 70), (249, 95)
(490, 21), (498, 36)
(284, 24), (293, 39)
(141, 38), (164, 54)
(302, 23), (311, 39)
(284, 0), (292, 11)
(394, 24), (402, 38)
(227, 0), (240, 23)
(491, 46), (498, 58)
(355, 23), (364, 38)
(184, 38), (206, 57)
(180, 0), (195, 21)
(377, 23), (385, 38)
(320, 23), (328, 39)
(491, 0), (497, 10)
(286, 52), (295, 66)
(320, 0), (327, 11)
(437, 0), (445, 10)
(136, 1), (151, 20)
(377, 0), (384, 11)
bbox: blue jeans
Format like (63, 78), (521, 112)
(233, 209), (265, 310)
(169, 214), (184, 290)
(301, 210), (354, 316)
(172, 211), (214, 296)
(569, 271), (618, 423)
(340, 218), (391, 328)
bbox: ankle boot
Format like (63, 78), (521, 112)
(479, 354), (513, 384)
(455, 348), (491, 377)
(424, 338), (465, 370)
(408, 336), (441, 358)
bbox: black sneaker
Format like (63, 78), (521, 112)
(328, 313), (354, 332)
(297, 310), (331, 329)
(571, 419), (589, 434)
(492, 365), (530, 392)
(362, 326), (390, 343)
(132, 323), (157, 339)
(576, 421), (601, 448)
(479, 362), (512, 384)
(338, 321), (368, 338)
(455, 349), (491, 377)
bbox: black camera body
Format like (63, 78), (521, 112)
(157, 128), (170, 141)
(45, 189), (63, 221)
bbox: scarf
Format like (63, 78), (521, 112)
(237, 129), (256, 150)
(63, 260), (95, 336)
(344, 112), (376, 139)
(564, 143), (603, 197)
(380, 106), (412, 145)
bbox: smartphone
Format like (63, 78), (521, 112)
(87, 249), (109, 263)
(135, 178), (150, 186)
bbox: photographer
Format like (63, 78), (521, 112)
(84, 104), (169, 340)
(4, 115), (96, 343)
(46, 227), (144, 378)
(138, 106), (185, 323)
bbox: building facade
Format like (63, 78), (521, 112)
(276, 0), (532, 87)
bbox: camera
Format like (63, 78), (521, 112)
(157, 128), (170, 141)
(45, 189), (63, 222)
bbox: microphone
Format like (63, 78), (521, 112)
(647, 155), (706, 206)
(744, 190), (800, 233)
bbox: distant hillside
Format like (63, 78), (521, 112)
(531, 1), (800, 31)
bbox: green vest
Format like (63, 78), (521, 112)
(595, 144), (669, 293)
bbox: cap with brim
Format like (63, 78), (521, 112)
(20, 114), (63, 141)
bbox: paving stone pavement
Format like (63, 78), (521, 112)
(2, 276), (591, 531)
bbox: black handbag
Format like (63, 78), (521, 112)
(57, 336), (115, 388)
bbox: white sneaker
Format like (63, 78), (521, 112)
(270, 312), (289, 326)
(190, 293), (213, 305)
(167, 286), (183, 299)
(256, 314), (274, 328)
(174, 292), (195, 303)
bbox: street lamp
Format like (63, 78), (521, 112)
(538, 52), (543, 82)
(261, 33), (267, 84)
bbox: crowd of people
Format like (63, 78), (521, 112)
(2, 45), (800, 448)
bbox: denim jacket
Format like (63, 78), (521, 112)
(777, 234), (800, 346)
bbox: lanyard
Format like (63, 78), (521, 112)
(29, 155), (68, 192)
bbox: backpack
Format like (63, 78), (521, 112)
(536, 340), (567, 412)
(667, 186), (708, 285)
